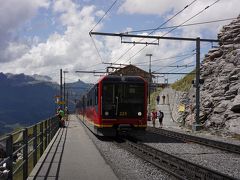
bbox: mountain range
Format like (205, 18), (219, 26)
(0, 72), (90, 135)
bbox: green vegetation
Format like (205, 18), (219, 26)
(149, 87), (162, 110)
(171, 70), (195, 92)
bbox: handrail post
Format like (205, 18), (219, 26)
(33, 125), (37, 166)
(55, 116), (59, 135)
(40, 122), (44, 155)
(44, 120), (48, 149)
(49, 118), (52, 141)
(6, 134), (13, 180)
(23, 128), (28, 179)
(47, 119), (51, 143)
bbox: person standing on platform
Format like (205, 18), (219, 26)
(65, 106), (69, 121)
(151, 110), (157, 127)
(57, 107), (65, 127)
(156, 95), (160, 105)
(162, 94), (166, 104)
(158, 110), (164, 128)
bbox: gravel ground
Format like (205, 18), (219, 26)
(133, 131), (240, 179)
(78, 119), (177, 180)
(165, 126), (240, 146)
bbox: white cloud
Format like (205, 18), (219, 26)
(119, 0), (185, 15)
(0, 0), (239, 84)
(0, 0), (106, 83)
(0, 0), (49, 31)
(119, 0), (240, 38)
(0, 0), (50, 62)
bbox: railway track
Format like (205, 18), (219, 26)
(147, 127), (240, 154)
(115, 136), (238, 180)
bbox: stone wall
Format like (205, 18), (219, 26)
(183, 15), (240, 135)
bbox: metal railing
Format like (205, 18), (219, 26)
(0, 116), (59, 180)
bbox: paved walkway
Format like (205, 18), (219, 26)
(28, 115), (118, 180)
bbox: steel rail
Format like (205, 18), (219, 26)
(116, 137), (237, 180)
(147, 127), (240, 154)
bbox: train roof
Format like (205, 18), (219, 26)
(98, 75), (146, 83)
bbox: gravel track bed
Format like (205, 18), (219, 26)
(79, 122), (176, 180)
(159, 126), (240, 146)
(134, 131), (240, 179)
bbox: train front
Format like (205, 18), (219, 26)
(98, 75), (147, 136)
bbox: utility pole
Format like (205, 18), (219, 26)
(63, 71), (68, 109)
(146, 53), (152, 106)
(193, 37), (201, 131)
(60, 69), (63, 109)
(66, 90), (69, 113)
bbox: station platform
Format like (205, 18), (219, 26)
(28, 115), (118, 180)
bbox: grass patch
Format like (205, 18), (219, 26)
(149, 87), (162, 110)
(171, 70), (195, 92)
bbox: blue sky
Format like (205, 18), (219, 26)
(0, 0), (239, 83)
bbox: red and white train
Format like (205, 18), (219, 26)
(76, 75), (148, 136)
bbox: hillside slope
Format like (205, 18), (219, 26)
(0, 72), (91, 135)
(0, 73), (58, 134)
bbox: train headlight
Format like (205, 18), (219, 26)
(105, 111), (109, 116)
(138, 112), (142, 116)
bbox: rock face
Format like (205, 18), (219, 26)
(182, 15), (240, 135)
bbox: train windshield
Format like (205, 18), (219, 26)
(102, 83), (145, 118)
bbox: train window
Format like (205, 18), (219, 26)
(102, 82), (145, 118)
(129, 87), (135, 94)
(95, 85), (98, 105)
(103, 84), (114, 103)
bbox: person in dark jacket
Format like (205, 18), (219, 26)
(158, 110), (164, 128)
(156, 95), (160, 105)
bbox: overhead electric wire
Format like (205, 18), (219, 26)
(134, 49), (196, 65)
(124, 0), (220, 64)
(90, 36), (104, 63)
(137, 64), (194, 68)
(164, 61), (195, 73)
(162, 0), (221, 37)
(152, 53), (195, 73)
(112, 0), (198, 64)
(125, 17), (236, 34)
(89, 0), (118, 65)
(90, 0), (118, 32)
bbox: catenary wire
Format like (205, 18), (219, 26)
(134, 49), (196, 65)
(112, 0), (198, 64)
(152, 53), (196, 73)
(125, 17), (236, 34)
(89, 0), (118, 65)
(124, 0), (221, 64)
(90, 36), (104, 63)
(90, 0), (118, 32)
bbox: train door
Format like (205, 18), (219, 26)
(102, 84), (117, 119)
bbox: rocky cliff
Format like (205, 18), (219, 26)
(183, 15), (240, 136)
